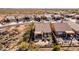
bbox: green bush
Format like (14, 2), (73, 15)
(19, 42), (29, 51)
(53, 44), (61, 51)
(28, 43), (39, 51)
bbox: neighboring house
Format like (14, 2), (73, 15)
(53, 14), (62, 21)
(34, 23), (52, 41)
(24, 16), (31, 22)
(51, 22), (75, 46)
(0, 15), (6, 24)
(74, 15), (79, 19)
(16, 15), (25, 22)
(67, 21), (79, 34)
(42, 14), (52, 21)
(41, 15), (48, 21)
(33, 15), (41, 22)
(5, 15), (16, 22)
(51, 23), (74, 36)
(64, 14), (75, 18)
(74, 15), (79, 24)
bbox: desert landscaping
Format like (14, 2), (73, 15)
(0, 9), (79, 51)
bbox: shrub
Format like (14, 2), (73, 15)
(19, 42), (29, 51)
(29, 43), (39, 51)
(53, 43), (61, 51)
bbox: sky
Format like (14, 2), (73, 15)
(0, 0), (78, 8)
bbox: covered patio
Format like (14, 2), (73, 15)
(34, 23), (52, 41)
(51, 23), (75, 46)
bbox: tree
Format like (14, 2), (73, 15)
(23, 29), (31, 42)
(28, 43), (39, 51)
(29, 22), (35, 41)
(30, 22), (34, 29)
(19, 42), (29, 51)
(53, 43), (61, 51)
(23, 22), (35, 42)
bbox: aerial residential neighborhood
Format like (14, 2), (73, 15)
(0, 9), (79, 51)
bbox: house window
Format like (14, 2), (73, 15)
(43, 33), (49, 38)
(56, 31), (66, 37)
(35, 34), (42, 39)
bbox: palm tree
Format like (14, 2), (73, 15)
(23, 29), (31, 42)
(23, 22), (34, 42)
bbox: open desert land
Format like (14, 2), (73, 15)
(0, 24), (31, 51)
